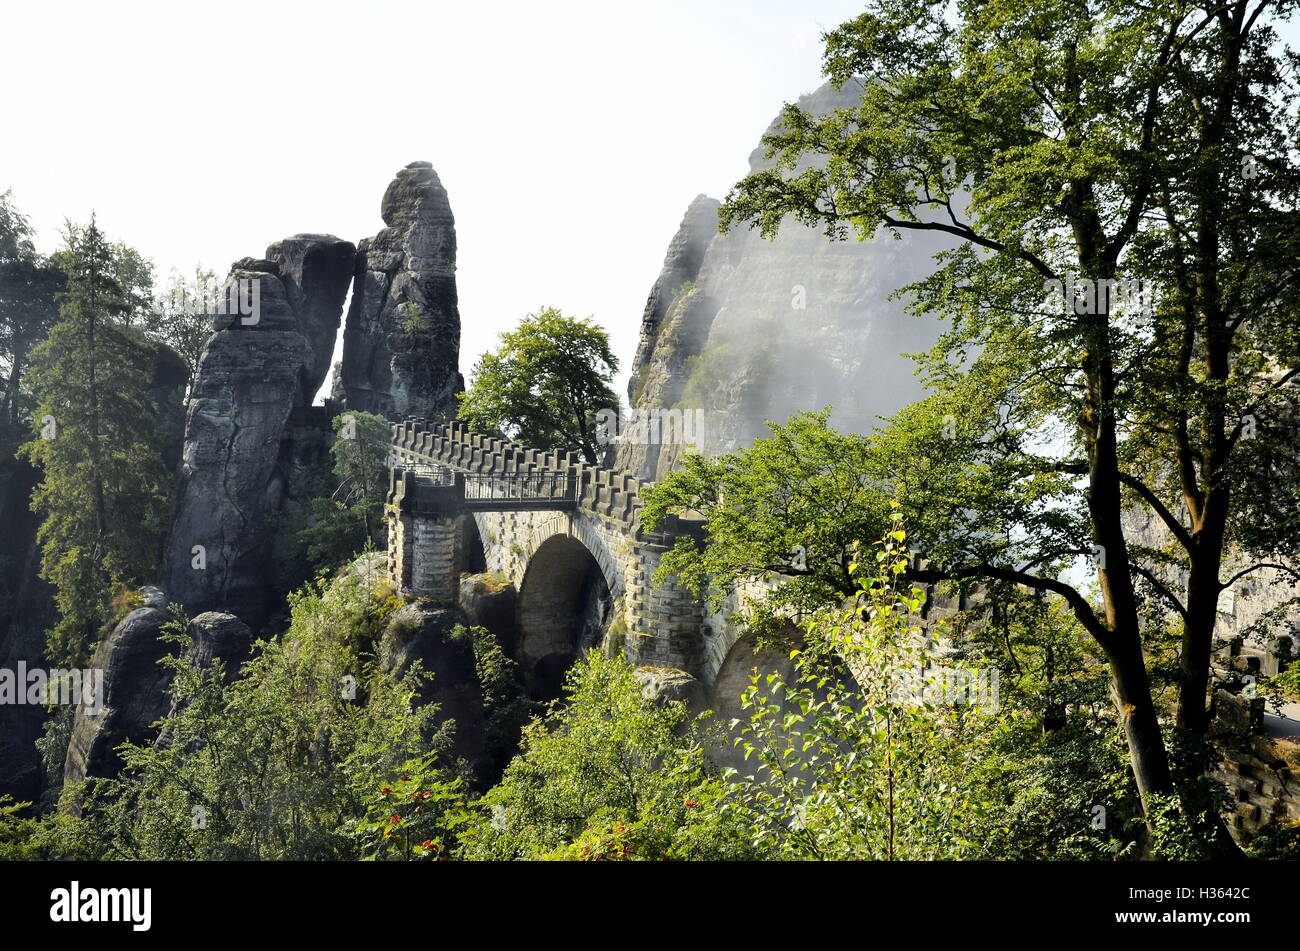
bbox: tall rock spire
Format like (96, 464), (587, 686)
(618, 80), (951, 481)
(162, 235), (354, 627)
(336, 161), (464, 420)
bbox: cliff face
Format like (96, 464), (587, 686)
(618, 81), (952, 480)
(161, 236), (354, 628)
(335, 162), (464, 421)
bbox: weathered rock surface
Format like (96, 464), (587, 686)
(458, 573), (518, 655)
(145, 339), (191, 473)
(182, 611), (254, 680)
(618, 80), (951, 480)
(265, 234), (357, 399)
(633, 665), (706, 713)
(162, 236), (354, 627)
(335, 162), (464, 420)
(379, 601), (488, 779)
(62, 588), (172, 802)
(627, 194), (720, 407)
(62, 592), (254, 805)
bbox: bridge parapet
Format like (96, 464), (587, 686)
(388, 418), (711, 679)
(389, 417), (701, 545)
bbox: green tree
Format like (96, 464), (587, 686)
(458, 306), (619, 463)
(150, 265), (219, 392)
(719, 0), (1300, 836)
(19, 217), (171, 665)
(56, 562), (456, 860)
(292, 410), (392, 580)
(643, 408), (893, 618)
(459, 651), (755, 860)
(0, 190), (64, 444)
(722, 525), (1000, 859)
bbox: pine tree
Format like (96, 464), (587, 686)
(20, 217), (170, 666)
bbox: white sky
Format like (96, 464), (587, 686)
(2, 0), (865, 398)
(8, 2), (1296, 403)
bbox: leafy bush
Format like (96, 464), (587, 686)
(459, 651), (756, 860)
(43, 559), (455, 860)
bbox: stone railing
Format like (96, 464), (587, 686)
(389, 418), (704, 546)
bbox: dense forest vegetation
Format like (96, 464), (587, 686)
(3, 0), (1300, 862)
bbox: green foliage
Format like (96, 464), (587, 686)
(150, 265), (219, 391)
(458, 624), (535, 778)
(399, 301), (424, 334)
(352, 754), (471, 860)
(642, 408), (893, 614)
(331, 411), (389, 520)
(946, 591), (1148, 858)
(0, 189), (63, 442)
(457, 306), (619, 464)
(1245, 820), (1300, 860)
(46, 562), (454, 860)
(291, 411), (393, 582)
(0, 796), (44, 860)
(19, 217), (171, 666)
(722, 524), (1001, 859)
(1266, 665), (1300, 703)
(459, 652), (755, 860)
(720, 0), (1300, 828)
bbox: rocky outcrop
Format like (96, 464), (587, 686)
(379, 602), (488, 780)
(618, 81), (951, 480)
(267, 235), (356, 394)
(458, 573), (517, 655)
(633, 666), (706, 713)
(627, 195), (720, 407)
(162, 236), (354, 628)
(62, 591), (253, 805)
(180, 611), (254, 681)
(334, 162), (463, 421)
(62, 588), (172, 800)
(145, 339), (190, 473)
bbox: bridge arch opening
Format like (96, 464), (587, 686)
(707, 624), (804, 776)
(516, 534), (613, 702)
(459, 514), (487, 575)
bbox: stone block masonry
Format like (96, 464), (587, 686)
(387, 419), (708, 679)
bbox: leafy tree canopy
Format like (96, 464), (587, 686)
(458, 306), (620, 464)
(718, 0), (1300, 830)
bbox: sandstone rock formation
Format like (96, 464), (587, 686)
(335, 162), (464, 421)
(162, 236), (354, 628)
(62, 586), (172, 803)
(458, 573), (517, 655)
(144, 339), (190, 473)
(62, 591), (253, 804)
(632, 665), (705, 714)
(618, 81), (952, 480)
(379, 602), (488, 780)
(627, 194), (721, 407)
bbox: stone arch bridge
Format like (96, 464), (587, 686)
(386, 418), (971, 716)
(387, 418), (722, 701)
